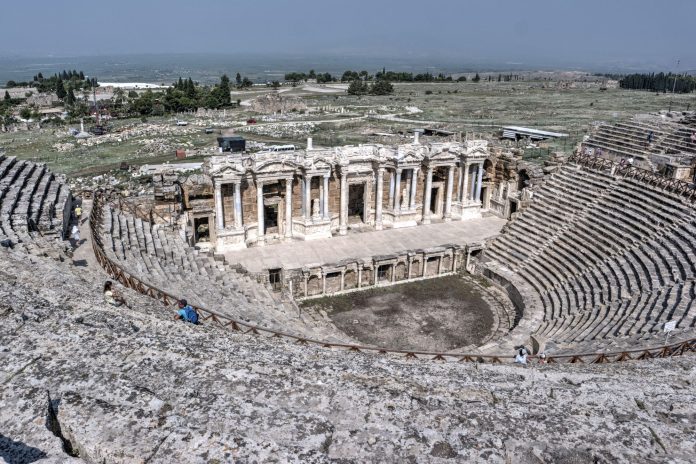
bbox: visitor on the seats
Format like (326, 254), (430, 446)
(70, 225), (80, 248)
(647, 131), (653, 144)
(627, 156), (634, 166)
(690, 131), (696, 144)
(174, 299), (199, 324)
(514, 347), (528, 365)
(103, 281), (126, 307)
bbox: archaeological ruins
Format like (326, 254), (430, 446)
(182, 136), (490, 250)
(2, 111), (696, 462)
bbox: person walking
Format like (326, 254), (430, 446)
(70, 224), (81, 249)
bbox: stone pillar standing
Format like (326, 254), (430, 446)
(388, 170), (395, 209)
(339, 171), (348, 235)
(461, 162), (470, 204)
(375, 168), (384, 230)
(322, 175), (330, 219)
(393, 169), (402, 212)
(304, 175), (312, 220)
(457, 164), (464, 202)
(300, 177), (305, 218)
(423, 166), (433, 224)
(409, 168), (418, 210)
(469, 164), (477, 201)
(256, 181), (265, 244)
(214, 182), (224, 231)
(234, 182), (242, 229)
(285, 178), (293, 238)
(444, 165), (454, 221)
(475, 162), (484, 203)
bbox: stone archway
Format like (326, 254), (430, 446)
(425, 256), (440, 276)
(411, 259), (422, 278)
(307, 275), (322, 296)
(344, 270), (357, 289)
(442, 255), (452, 272)
(394, 262), (407, 281)
(361, 268), (373, 287)
(325, 272), (341, 293)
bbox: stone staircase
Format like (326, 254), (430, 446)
(0, 154), (70, 257)
(100, 203), (350, 342)
(482, 164), (696, 352)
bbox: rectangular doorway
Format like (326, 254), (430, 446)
(348, 184), (365, 221)
(430, 187), (439, 215)
(194, 217), (210, 243)
(264, 204), (278, 234)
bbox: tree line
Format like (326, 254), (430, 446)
(285, 70), (335, 83)
(6, 70), (95, 93)
(111, 74), (242, 116)
(618, 72), (696, 93)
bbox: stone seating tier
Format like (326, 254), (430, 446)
(482, 163), (696, 350)
(101, 205), (350, 343)
(584, 118), (696, 162)
(0, 155), (70, 256)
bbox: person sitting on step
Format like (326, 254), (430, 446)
(103, 281), (127, 307)
(514, 346), (528, 365)
(174, 299), (199, 324)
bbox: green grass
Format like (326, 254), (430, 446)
(3, 80), (694, 178)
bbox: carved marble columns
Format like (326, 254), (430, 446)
(234, 182), (242, 229)
(469, 164), (477, 201)
(256, 181), (265, 243)
(375, 168), (384, 230)
(285, 178), (293, 238)
(214, 183), (224, 230)
(444, 165), (454, 221)
(393, 168), (402, 211)
(422, 166), (433, 224)
(322, 175), (330, 219)
(339, 171), (348, 235)
(461, 162), (470, 204)
(475, 162), (484, 202)
(409, 168), (419, 209)
(304, 175), (312, 220)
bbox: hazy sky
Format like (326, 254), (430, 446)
(2, 0), (695, 69)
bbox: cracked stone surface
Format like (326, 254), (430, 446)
(1, 247), (695, 463)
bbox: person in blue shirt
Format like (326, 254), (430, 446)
(174, 299), (199, 324)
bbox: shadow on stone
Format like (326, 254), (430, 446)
(0, 434), (47, 464)
(71, 259), (88, 267)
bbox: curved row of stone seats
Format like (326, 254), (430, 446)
(0, 154), (70, 256)
(100, 204), (349, 342)
(482, 163), (696, 351)
(584, 117), (696, 162)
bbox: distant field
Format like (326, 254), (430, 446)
(1, 81), (694, 178)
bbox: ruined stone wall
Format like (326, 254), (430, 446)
(222, 184), (234, 226)
(241, 180), (257, 226)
